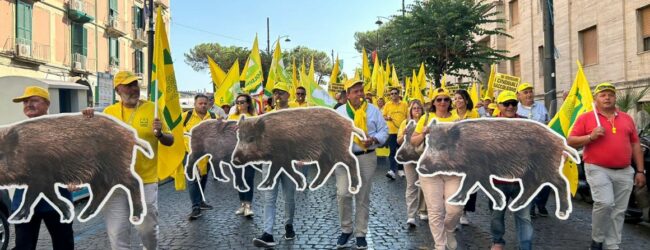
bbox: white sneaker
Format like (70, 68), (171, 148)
(459, 214), (469, 225)
(446, 231), (458, 250)
(235, 203), (245, 215)
(419, 212), (428, 220)
(397, 170), (405, 177)
(243, 203), (254, 217)
(385, 170), (396, 180)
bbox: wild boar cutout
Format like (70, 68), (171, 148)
(400, 118), (580, 220)
(0, 113), (149, 225)
(184, 119), (253, 198)
(230, 107), (366, 194)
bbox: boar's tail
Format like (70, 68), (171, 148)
(563, 145), (581, 164)
(135, 138), (154, 159)
(352, 127), (367, 140)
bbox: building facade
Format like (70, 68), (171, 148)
(0, 0), (170, 109)
(460, 0), (650, 103)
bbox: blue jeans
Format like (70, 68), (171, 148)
(233, 166), (256, 202)
(262, 165), (296, 235)
(188, 168), (209, 209)
(490, 183), (533, 250)
(387, 134), (402, 172)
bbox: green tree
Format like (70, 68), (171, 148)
(354, 0), (510, 87)
(184, 43), (331, 84)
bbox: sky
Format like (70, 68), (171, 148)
(169, 0), (414, 91)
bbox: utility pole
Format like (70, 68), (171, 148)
(146, 0), (154, 98)
(402, 0), (405, 16)
(543, 0), (557, 117)
(266, 17), (270, 55)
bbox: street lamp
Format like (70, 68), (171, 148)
(278, 35), (291, 43)
(374, 16), (390, 57)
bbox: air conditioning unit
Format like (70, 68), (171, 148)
(73, 61), (82, 70)
(17, 43), (31, 57)
(135, 28), (144, 40)
(72, 0), (84, 11)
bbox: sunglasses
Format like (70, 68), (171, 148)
(236, 100), (247, 105)
(412, 107), (423, 110)
(501, 100), (518, 107)
(435, 98), (451, 103)
(390, 92), (399, 95)
(296, 92), (306, 96)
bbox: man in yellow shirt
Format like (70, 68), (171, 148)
(382, 87), (408, 180)
(289, 86), (310, 107)
(183, 94), (218, 220)
(83, 71), (173, 250)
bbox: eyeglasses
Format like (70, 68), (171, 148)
(501, 100), (518, 107)
(296, 92), (306, 96)
(390, 92), (399, 95)
(435, 98), (451, 103)
(236, 100), (247, 105)
(412, 107), (423, 110)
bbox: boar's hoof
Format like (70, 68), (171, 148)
(348, 187), (359, 194)
(448, 194), (466, 204)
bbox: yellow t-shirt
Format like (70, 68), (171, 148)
(104, 100), (167, 184)
(414, 112), (460, 133)
(182, 110), (216, 175)
(382, 100), (409, 134)
(289, 100), (309, 107)
(228, 112), (255, 121)
(452, 109), (480, 120)
(397, 119), (409, 142)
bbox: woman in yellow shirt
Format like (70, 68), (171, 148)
(396, 99), (427, 227)
(410, 88), (462, 250)
(452, 89), (479, 226)
(228, 94), (257, 217)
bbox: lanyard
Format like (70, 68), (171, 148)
(121, 101), (140, 126)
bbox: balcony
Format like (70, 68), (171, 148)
(14, 38), (49, 64)
(71, 53), (96, 74)
(105, 15), (126, 37)
(67, 0), (94, 23)
(0, 37), (14, 56)
(132, 28), (147, 47)
(108, 56), (120, 74)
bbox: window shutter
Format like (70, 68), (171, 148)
(82, 27), (88, 56)
(581, 27), (598, 65)
(642, 7), (650, 38)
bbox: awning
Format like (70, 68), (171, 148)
(40, 79), (89, 90)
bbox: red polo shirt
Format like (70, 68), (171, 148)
(570, 109), (639, 168)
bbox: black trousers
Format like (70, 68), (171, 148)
(14, 210), (74, 250)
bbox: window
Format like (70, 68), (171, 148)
(640, 6), (650, 51)
(511, 55), (521, 77)
(133, 7), (144, 29)
(509, 0), (519, 26)
(580, 26), (598, 65)
(538, 46), (544, 77)
(134, 49), (143, 74)
(109, 38), (119, 66)
(109, 0), (118, 17)
(72, 23), (87, 56)
(16, 0), (32, 45)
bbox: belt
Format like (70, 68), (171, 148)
(354, 149), (375, 156)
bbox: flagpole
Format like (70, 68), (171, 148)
(592, 102), (601, 127)
(147, 0), (155, 99)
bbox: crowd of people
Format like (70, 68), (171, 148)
(7, 70), (646, 250)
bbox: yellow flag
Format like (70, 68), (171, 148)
(441, 73), (447, 89)
(483, 64), (496, 101)
(362, 48), (371, 81)
(370, 58), (380, 95)
(300, 57), (307, 88)
(417, 63), (426, 91)
(207, 56), (225, 90)
(214, 59), (240, 107)
(377, 62), (385, 99)
(307, 56), (315, 100)
(151, 7), (185, 190)
(292, 58), (298, 94)
(469, 82), (480, 107)
(548, 60), (594, 196)
(242, 35), (264, 94)
(390, 65), (399, 88)
(239, 57), (248, 82)
(265, 41), (290, 96)
(329, 55), (340, 97)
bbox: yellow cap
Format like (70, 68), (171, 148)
(488, 103), (497, 109)
(272, 82), (291, 94)
(482, 95), (493, 101)
(113, 71), (140, 88)
(431, 88), (450, 100)
(13, 86), (50, 103)
(497, 90), (517, 103)
(517, 82), (533, 93)
(344, 79), (364, 90)
(423, 96), (431, 103)
(593, 82), (616, 95)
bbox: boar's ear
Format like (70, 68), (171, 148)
(428, 118), (437, 129)
(253, 118), (266, 133)
(238, 115), (246, 124)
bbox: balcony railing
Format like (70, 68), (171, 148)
(133, 27), (147, 47)
(14, 38), (50, 63)
(106, 15), (126, 37)
(0, 37), (14, 55)
(67, 0), (94, 23)
(71, 53), (96, 73)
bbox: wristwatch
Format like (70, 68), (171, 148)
(636, 170), (646, 174)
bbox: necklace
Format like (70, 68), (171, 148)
(121, 101), (140, 126)
(608, 117), (617, 134)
